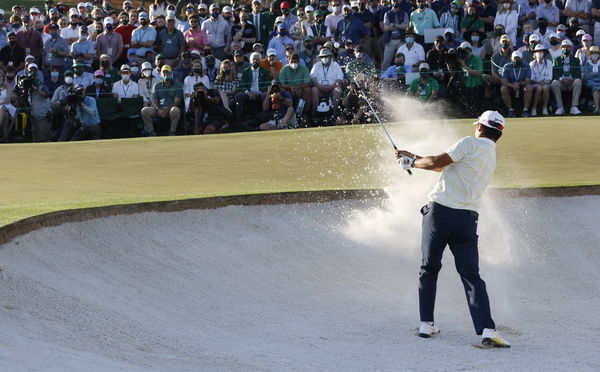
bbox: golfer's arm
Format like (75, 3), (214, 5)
(414, 152), (453, 172)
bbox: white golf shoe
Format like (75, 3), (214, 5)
(542, 107), (549, 116)
(570, 106), (581, 115)
(555, 107), (565, 115)
(482, 328), (511, 348)
(417, 322), (440, 338)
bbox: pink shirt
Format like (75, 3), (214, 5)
(184, 27), (208, 54)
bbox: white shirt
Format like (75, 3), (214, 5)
(250, 68), (260, 92)
(529, 58), (553, 83)
(325, 12), (344, 34)
(429, 136), (496, 213)
(310, 61), (344, 86)
(183, 75), (211, 110)
(60, 25), (80, 42)
(112, 79), (139, 102)
(397, 42), (425, 72)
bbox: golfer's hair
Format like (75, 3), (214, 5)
(482, 125), (502, 141)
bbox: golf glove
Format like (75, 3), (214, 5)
(400, 155), (415, 170)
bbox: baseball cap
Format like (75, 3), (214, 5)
(127, 48), (137, 55)
(529, 34), (540, 42)
(419, 62), (430, 70)
(556, 24), (567, 31)
(222, 6), (232, 13)
(139, 12), (149, 19)
(533, 44), (547, 52)
(198, 4), (208, 10)
(49, 23), (59, 30)
(161, 64), (172, 72)
(209, 4), (219, 10)
(141, 61), (152, 70)
(459, 41), (472, 50)
(343, 4), (352, 11)
(280, 1), (291, 9)
(69, 8), (79, 16)
(64, 69), (74, 76)
(120, 64), (131, 72)
(305, 5), (314, 12)
(590, 46), (600, 54)
(233, 50), (243, 56)
(582, 34), (593, 41)
(93, 69), (104, 77)
(49, 8), (59, 14)
(28, 63), (38, 70)
(103, 17), (113, 25)
(266, 48), (277, 56)
(549, 32), (559, 39)
(444, 27), (454, 35)
(166, 13), (176, 21)
(350, 0), (359, 7)
(473, 111), (506, 131)
(278, 23), (288, 30)
(29, 7), (41, 14)
(511, 50), (523, 59)
(576, 29), (586, 37)
(156, 53), (165, 59)
(500, 34), (510, 42)
(25, 54), (35, 61)
(561, 39), (573, 47)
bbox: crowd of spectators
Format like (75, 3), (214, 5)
(0, 0), (599, 142)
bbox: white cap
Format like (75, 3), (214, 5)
(459, 41), (472, 50)
(529, 33), (540, 42)
(29, 7), (41, 14)
(561, 39), (573, 47)
(25, 54), (35, 61)
(511, 50), (523, 59)
(198, 4), (208, 9)
(267, 48), (277, 56)
(253, 0), (262, 3)
(556, 24), (567, 31)
(209, 4), (219, 10)
(190, 49), (201, 55)
(549, 32), (559, 39)
(0, 9), (5, 16)
(575, 29), (586, 37)
(305, 5), (315, 12)
(444, 27), (454, 34)
(77, 2), (85, 8)
(419, 62), (430, 70)
(350, 1), (359, 7)
(473, 110), (506, 131)
(275, 16), (284, 23)
(69, 9), (79, 16)
(343, 4), (352, 11)
(28, 63), (38, 69)
(166, 12), (176, 21)
(103, 17), (113, 25)
(141, 61), (153, 70)
(533, 44), (547, 51)
(222, 6), (233, 13)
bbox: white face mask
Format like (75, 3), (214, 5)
(355, 52), (364, 59)
(334, 5), (342, 12)
(535, 52), (545, 61)
(122, 74), (130, 82)
(502, 3), (510, 9)
(79, 35), (87, 41)
(289, 62), (299, 70)
(592, 54), (600, 63)
(95, 78), (104, 85)
(143, 70), (151, 77)
(321, 57), (330, 64)
(65, 76), (73, 85)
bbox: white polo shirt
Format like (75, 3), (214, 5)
(112, 79), (139, 102)
(310, 61), (344, 86)
(397, 42), (425, 72)
(428, 136), (496, 213)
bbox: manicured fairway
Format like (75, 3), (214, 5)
(1, 116), (599, 227)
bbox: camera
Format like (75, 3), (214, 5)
(271, 84), (280, 93)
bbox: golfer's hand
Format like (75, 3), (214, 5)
(395, 149), (414, 159)
(399, 155), (415, 170)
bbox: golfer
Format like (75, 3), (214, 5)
(395, 110), (510, 348)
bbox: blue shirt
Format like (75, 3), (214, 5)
(267, 35), (295, 63)
(336, 16), (370, 44)
(131, 25), (157, 57)
(502, 62), (532, 83)
(77, 96), (101, 127)
(381, 64), (406, 78)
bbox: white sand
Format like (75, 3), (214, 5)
(1, 195), (599, 371)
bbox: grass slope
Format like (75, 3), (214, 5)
(1, 117), (599, 227)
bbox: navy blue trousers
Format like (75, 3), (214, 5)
(419, 202), (495, 335)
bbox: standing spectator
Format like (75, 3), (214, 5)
(96, 18), (124, 65)
(500, 50), (533, 117)
(583, 46), (600, 113)
(184, 15), (208, 54)
(131, 12), (157, 61)
(279, 2), (298, 31)
(112, 64), (139, 102)
(382, 0), (409, 72)
(444, 27), (460, 49)
(268, 24), (295, 63)
(551, 39), (582, 115)
(149, 0), (169, 21)
(310, 48), (344, 111)
(529, 44), (553, 116)
(536, 1), (560, 28)
(494, 1), (518, 45)
(44, 8), (61, 34)
(202, 4), (231, 60)
(70, 27), (95, 68)
(251, 0), (275, 47)
(72, 60), (94, 88)
(138, 61), (160, 106)
(325, 0), (345, 35)
(279, 53), (312, 114)
(409, 0), (440, 44)
(563, 0), (592, 34)
(0, 69), (16, 140)
(397, 28), (425, 72)
(0, 32), (25, 72)
(519, 0), (540, 27)
(115, 11), (136, 65)
(141, 64), (184, 136)
(335, 5), (369, 45)
(86, 69), (112, 99)
(480, 0), (498, 34)
(439, 3), (462, 41)
(16, 15), (44, 63)
(157, 14), (185, 67)
(235, 52), (271, 122)
(310, 10), (331, 48)
(593, 1), (600, 47)
(231, 7), (257, 55)
(61, 10), (81, 45)
(408, 62), (439, 101)
(461, 4), (485, 37)
(43, 24), (69, 71)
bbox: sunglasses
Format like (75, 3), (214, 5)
(286, 47), (294, 50)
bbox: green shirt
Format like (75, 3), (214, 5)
(279, 64), (311, 87)
(460, 16), (484, 32)
(408, 76), (439, 101)
(151, 80), (184, 107)
(463, 54), (483, 88)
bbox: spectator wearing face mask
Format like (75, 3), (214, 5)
(409, 0), (440, 44)
(201, 4), (231, 60)
(494, 1), (518, 45)
(335, 5), (369, 45)
(51, 69), (75, 129)
(235, 52), (271, 123)
(563, 0), (592, 34)
(500, 50), (533, 117)
(141, 64), (184, 136)
(72, 60), (93, 88)
(397, 28), (425, 73)
(529, 44), (553, 116)
(44, 23), (69, 71)
(61, 10), (82, 46)
(131, 12), (157, 61)
(408, 62), (438, 102)
(279, 53), (312, 115)
(533, 17), (554, 49)
(16, 15), (44, 63)
(548, 32), (562, 60)
(439, 4), (462, 42)
(185, 15), (209, 55)
(382, 0), (409, 72)
(150, 0), (169, 21)
(138, 61), (160, 106)
(583, 46), (600, 113)
(70, 26), (94, 67)
(0, 32), (26, 72)
(345, 45), (377, 81)
(268, 24), (295, 63)
(85, 69), (112, 99)
(575, 33), (594, 65)
(96, 17), (123, 65)
(325, 0), (345, 35)
(310, 48), (344, 112)
(115, 11), (136, 64)
(460, 4), (484, 37)
(551, 39), (582, 115)
(112, 64), (139, 102)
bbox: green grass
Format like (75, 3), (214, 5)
(0, 117), (599, 227)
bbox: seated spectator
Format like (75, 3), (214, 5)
(138, 61), (160, 106)
(0, 69), (16, 140)
(409, 0), (440, 44)
(337, 39), (358, 68)
(0, 32), (25, 73)
(213, 59), (239, 110)
(204, 55), (219, 86)
(408, 63), (439, 102)
(575, 34), (594, 65)
(259, 80), (296, 130)
(446, 42), (485, 117)
(325, 0), (344, 36)
(235, 52), (271, 123)
(189, 81), (232, 134)
(299, 36), (318, 70)
(345, 45), (377, 81)
(381, 51), (407, 92)
(112, 64), (139, 102)
(337, 80), (366, 124)
(551, 39), (582, 115)
(261, 48), (284, 79)
(70, 26), (94, 67)
(68, 85), (102, 141)
(184, 59), (211, 111)
(444, 28), (460, 49)
(486, 34), (512, 89)
(500, 50), (533, 117)
(232, 50), (249, 79)
(86, 70), (113, 99)
(397, 29), (425, 72)
(460, 4), (485, 37)
(310, 48), (344, 113)
(382, 0), (409, 72)
(548, 32), (563, 60)
(17, 55), (44, 81)
(494, 0), (518, 45)
(427, 35), (448, 80)
(141, 65), (184, 136)
(51, 70), (74, 131)
(583, 46), (600, 114)
(45, 65), (63, 93)
(520, 33), (541, 63)
(464, 30), (493, 59)
(529, 44), (553, 116)
(98, 54), (119, 85)
(279, 53), (312, 114)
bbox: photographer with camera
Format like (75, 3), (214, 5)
(58, 84), (101, 141)
(258, 80), (296, 130)
(337, 80), (366, 125)
(13, 63), (51, 142)
(190, 81), (232, 134)
(445, 42), (485, 117)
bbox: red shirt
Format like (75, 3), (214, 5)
(115, 24), (137, 60)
